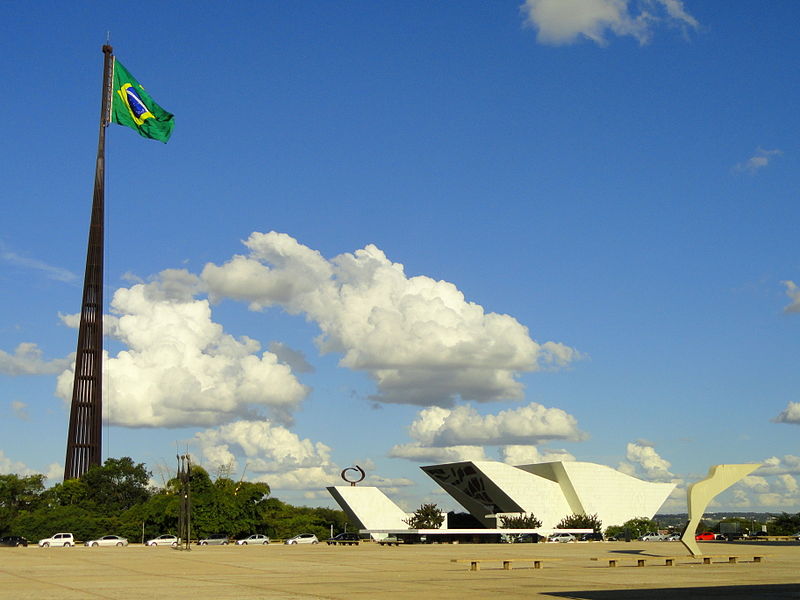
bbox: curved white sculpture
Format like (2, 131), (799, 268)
(681, 463), (760, 556)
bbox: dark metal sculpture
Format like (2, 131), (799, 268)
(64, 45), (114, 480)
(341, 465), (366, 486)
(177, 454), (192, 550)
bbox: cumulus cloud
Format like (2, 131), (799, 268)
(773, 402), (800, 425)
(389, 403), (584, 463)
(730, 471), (800, 508)
(782, 281), (800, 314)
(202, 232), (579, 407)
(0, 450), (36, 475)
(756, 455), (800, 476)
(411, 403), (585, 447)
(618, 440), (674, 481)
(193, 420), (341, 491)
(55, 270), (309, 428)
(388, 442), (488, 463)
(268, 342), (315, 374)
(499, 444), (576, 465)
(0, 343), (71, 376)
(520, 0), (698, 46)
(735, 147), (782, 173)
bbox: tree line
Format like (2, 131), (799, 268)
(0, 457), (352, 543)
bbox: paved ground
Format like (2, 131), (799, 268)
(1, 540), (798, 599)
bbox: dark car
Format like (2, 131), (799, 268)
(579, 532), (604, 542)
(514, 533), (542, 543)
(326, 532), (360, 545)
(0, 536), (28, 547)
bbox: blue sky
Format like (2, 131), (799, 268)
(2, 1), (799, 516)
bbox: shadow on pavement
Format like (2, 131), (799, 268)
(544, 584), (800, 599)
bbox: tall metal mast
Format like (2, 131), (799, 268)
(64, 44), (114, 480)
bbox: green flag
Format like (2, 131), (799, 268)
(111, 60), (174, 143)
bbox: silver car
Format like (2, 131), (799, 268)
(236, 534), (270, 545)
(145, 534), (179, 547)
(198, 534), (229, 545)
(85, 535), (128, 547)
(284, 533), (319, 545)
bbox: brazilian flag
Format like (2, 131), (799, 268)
(111, 60), (174, 143)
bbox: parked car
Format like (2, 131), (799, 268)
(514, 533), (543, 543)
(0, 536), (29, 547)
(666, 533), (682, 541)
(326, 532), (360, 545)
(695, 532), (716, 541)
(639, 533), (668, 541)
(197, 534), (229, 545)
(145, 534), (179, 547)
(85, 535), (129, 547)
(284, 533), (319, 545)
(548, 533), (576, 543)
(793, 532), (800, 541)
(579, 532), (604, 542)
(38, 533), (74, 547)
(236, 534), (270, 545)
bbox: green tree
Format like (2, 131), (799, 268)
(556, 513), (602, 533)
(81, 457), (151, 513)
(404, 503), (445, 529)
(770, 512), (800, 535)
(499, 513), (542, 528)
(605, 517), (657, 539)
(0, 473), (45, 534)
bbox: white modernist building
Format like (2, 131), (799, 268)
(328, 460), (674, 534)
(421, 460), (675, 529)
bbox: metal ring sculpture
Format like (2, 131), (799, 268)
(341, 465), (366, 486)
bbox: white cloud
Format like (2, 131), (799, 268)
(55, 270), (309, 428)
(756, 455), (800, 476)
(773, 402), (800, 425)
(735, 147), (782, 173)
(44, 463), (63, 484)
(388, 442), (488, 463)
(499, 444), (576, 465)
(520, 0), (698, 46)
(730, 472), (800, 508)
(202, 232), (579, 407)
(10, 401), (28, 420)
(388, 403), (584, 463)
(268, 342), (315, 374)
(782, 281), (800, 314)
(0, 245), (77, 283)
(618, 440), (674, 482)
(194, 419), (340, 491)
(0, 343), (71, 376)
(415, 403), (586, 447)
(0, 450), (36, 475)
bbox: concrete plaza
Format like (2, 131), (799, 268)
(1, 540), (798, 599)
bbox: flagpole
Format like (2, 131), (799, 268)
(64, 44), (114, 480)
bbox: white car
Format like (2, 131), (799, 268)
(639, 533), (668, 541)
(236, 534), (270, 545)
(38, 533), (75, 547)
(85, 535), (128, 547)
(145, 534), (179, 547)
(548, 533), (576, 543)
(284, 533), (319, 545)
